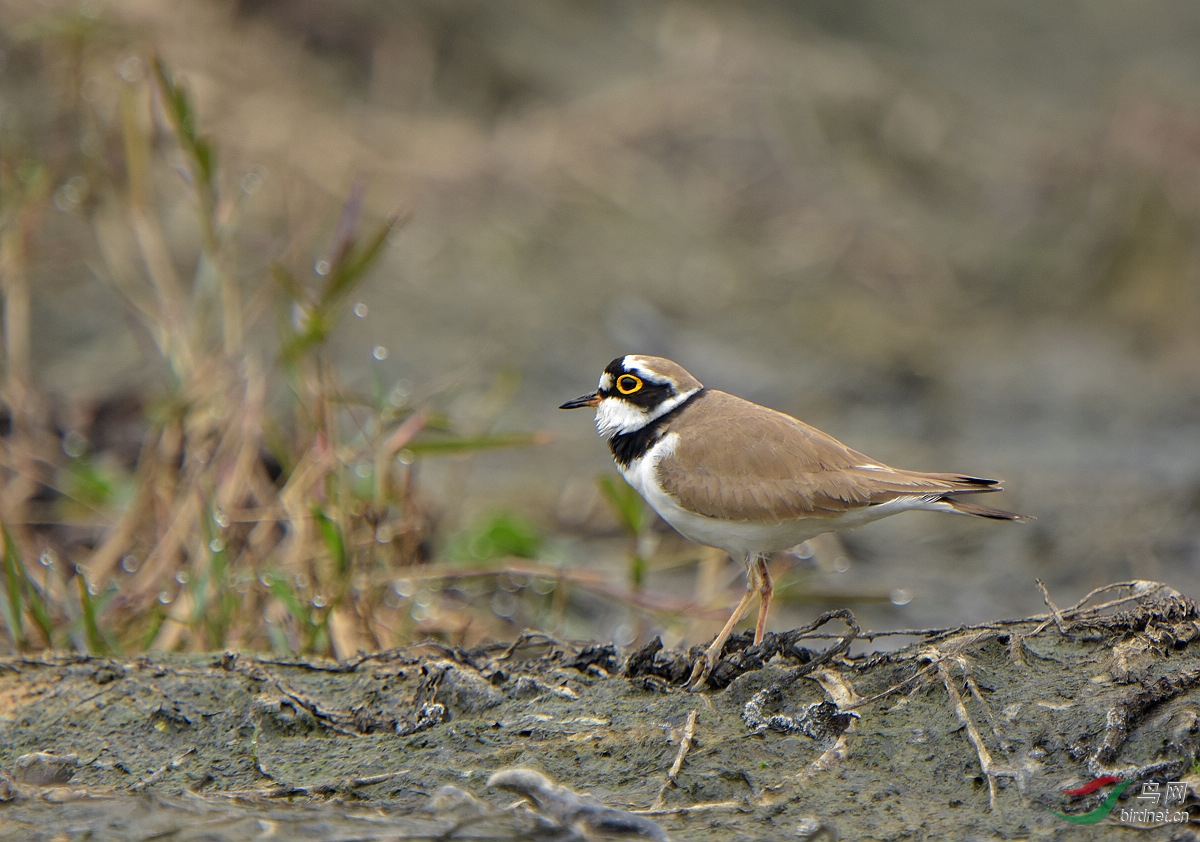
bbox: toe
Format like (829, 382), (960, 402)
(685, 655), (712, 692)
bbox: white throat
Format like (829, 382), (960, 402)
(594, 388), (700, 439)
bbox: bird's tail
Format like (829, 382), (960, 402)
(941, 495), (1034, 522)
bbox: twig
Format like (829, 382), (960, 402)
(650, 708), (700, 810)
(845, 661), (938, 711)
(130, 747), (196, 793)
(963, 672), (1007, 752)
(786, 582), (1181, 645)
(338, 770), (409, 788)
(667, 709), (697, 785)
(776, 608), (859, 688)
(250, 770), (411, 799)
(931, 652), (1014, 812)
(637, 799), (746, 816)
(232, 661), (362, 736)
(1062, 580), (1174, 614)
(1095, 666), (1200, 764)
(497, 630), (569, 661)
(1035, 578), (1066, 634)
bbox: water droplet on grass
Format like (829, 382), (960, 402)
(61, 430), (87, 458)
(118, 55), (144, 83)
(240, 170), (262, 195)
(490, 590), (518, 620)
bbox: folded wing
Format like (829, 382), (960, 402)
(656, 390), (1013, 523)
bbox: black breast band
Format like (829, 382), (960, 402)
(608, 389), (703, 468)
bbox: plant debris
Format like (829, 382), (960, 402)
(0, 581), (1196, 839)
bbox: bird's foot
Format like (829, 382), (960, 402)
(685, 656), (710, 692)
(685, 651), (714, 692)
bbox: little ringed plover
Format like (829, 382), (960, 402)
(561, 355), (1031, 689)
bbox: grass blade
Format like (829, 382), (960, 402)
(598, 474), (650, 537)
(0, 526), (27, 648)
(76, 571), (109, 655)
(406, 431), (548, 457)
(313, 507), (348, 579)
(21, 570), (53, 646)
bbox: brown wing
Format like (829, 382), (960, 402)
(656, 390), (1002, 523)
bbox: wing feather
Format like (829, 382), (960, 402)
(655, 390), (1001, 523)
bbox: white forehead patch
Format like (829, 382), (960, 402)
(598, 371), (614, 391)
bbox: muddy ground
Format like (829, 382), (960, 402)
(0, 580), (1198, 841)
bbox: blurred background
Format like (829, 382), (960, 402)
(1, 0), (1198, 655)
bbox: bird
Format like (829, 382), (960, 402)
(560, 354), (1031, 689)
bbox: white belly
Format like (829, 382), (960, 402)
(618, 433), (931, 558)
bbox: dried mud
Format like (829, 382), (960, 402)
(1, 582), (1198, 841)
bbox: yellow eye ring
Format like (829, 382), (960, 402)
(616, 374), (643, 394)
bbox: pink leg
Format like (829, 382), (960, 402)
(687, 554), (762, 691)
(752, 556), (773, 645)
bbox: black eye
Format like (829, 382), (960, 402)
(616, 374), (642, 395)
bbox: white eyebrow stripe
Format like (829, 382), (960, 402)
(623, 356), (671, 385)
